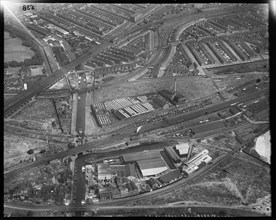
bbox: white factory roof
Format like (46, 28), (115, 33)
(140, 167), (168, 177)
(175, 143), (190, 155)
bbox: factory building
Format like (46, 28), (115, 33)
(158, 89), (185, 105)
(158, 169), (182, 184)
(183, 150), (212, 175)
(137, 158), (168, 177)
(146, 178), (162, 189)
(122, 150), (170, 178)
(185, 149), (209, 167)
(174, 143), (190, 158)
(164, 146), (181, 163)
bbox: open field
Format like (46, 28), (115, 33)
(4, 31), (35, 62)
(212, 74), (263, 91)
(94, 77), (217, 103)
(4, 132), (47, 168)
(7, 99), (61, 133)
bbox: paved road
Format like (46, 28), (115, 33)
(76, 73), (88, 134)
(3, 201), (265, 216)
(4, 203), (264, 216)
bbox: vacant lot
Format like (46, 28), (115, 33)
(4, 31), (34, 62)
(11, 99), (55, 122)
(4, 132), (47, 168)
(49, 78), (68, 90)
(212, 75), (253, 91)
(94, 77), (217, 103)
(8, 99), (59, 133)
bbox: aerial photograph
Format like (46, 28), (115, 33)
(3, 1), (270, 217)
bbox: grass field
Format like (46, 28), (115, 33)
(4, 31), (34, 62)
(4, 132), (47, 168)
(94, 77), (217, 103)
(8, 99), (59, 133)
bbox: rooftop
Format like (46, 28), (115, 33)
(175, 143), (190, 155)
(158, 169), (182, 184)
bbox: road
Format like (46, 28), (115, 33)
(3, 202), (265, 216)
(76, 72), (88, 134)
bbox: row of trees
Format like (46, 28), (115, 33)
(4, 24), (44, 68)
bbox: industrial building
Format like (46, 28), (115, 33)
(122, 150), (170, 177)
(146, 178), (162, 189)
(174, 143), (190, 157)
(183, 149), (212, 175)
(137, 158), (168, 177)
(158, 169), (182, 184)
(164, 146), (181, 163)
(158, 89), (186, 106)
(185, 149), (209, 166)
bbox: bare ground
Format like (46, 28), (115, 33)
(8, 99), (60, 133)
(94, 77), (217, 104)
(4, 132), (47, 168)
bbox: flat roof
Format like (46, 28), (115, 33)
(175, 143), (190, 155)
(122, 150), (161, 163)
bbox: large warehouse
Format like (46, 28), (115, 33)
(137, 158), (168, 177)
(122, 150), (170, 177)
